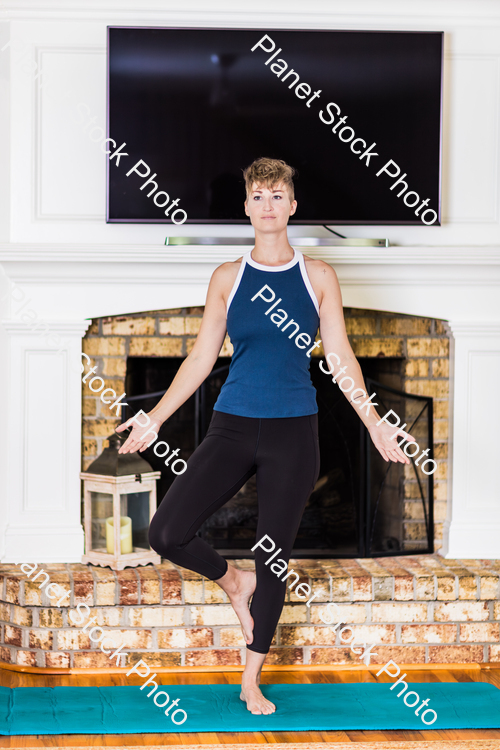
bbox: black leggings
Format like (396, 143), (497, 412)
(148, 410), (320, 654)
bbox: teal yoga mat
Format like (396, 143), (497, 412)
(1, 682), (499, 734)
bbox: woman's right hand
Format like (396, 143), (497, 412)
(116, 412), (164, 454)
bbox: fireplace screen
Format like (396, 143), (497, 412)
(124, 356), (433, 558)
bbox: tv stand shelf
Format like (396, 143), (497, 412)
(165, 237), (390, 247)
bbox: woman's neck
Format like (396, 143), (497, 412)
(251, 229), (295, 267)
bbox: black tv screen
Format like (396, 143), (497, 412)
(107, 27), (443, 225)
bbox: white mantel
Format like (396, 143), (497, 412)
(0, 243), (500, 561)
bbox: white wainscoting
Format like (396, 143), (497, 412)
(0, 1), (500, 245)
(0, 318), (89, 563)
(442, 322), (500, 558)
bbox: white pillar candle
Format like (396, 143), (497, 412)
(106, 516), (133, 554)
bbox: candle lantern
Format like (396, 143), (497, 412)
(81, 432), (161, 570)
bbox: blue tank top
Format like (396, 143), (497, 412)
(214, 248), (320, 418)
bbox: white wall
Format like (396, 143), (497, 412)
(0, 0), (499, 247)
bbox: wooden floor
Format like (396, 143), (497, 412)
(1, 666), (499, 747)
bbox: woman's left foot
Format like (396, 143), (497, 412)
(215, 566), (256, 645)
(240, 682), (276, 714)
(227, 569), (256, 645)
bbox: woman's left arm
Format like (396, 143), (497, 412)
(308, 259), (415, 466)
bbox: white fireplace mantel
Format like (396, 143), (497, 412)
(1, 242), (500, 561)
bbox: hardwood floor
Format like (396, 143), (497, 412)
(1, 665), (499, 746)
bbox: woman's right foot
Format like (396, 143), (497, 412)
(240, 680), (276, 715)
(216, 566), (256, 644)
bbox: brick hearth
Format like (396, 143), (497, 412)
(1, 555), (499, 670)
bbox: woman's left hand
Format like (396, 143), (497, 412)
(367, 421), (416, 464)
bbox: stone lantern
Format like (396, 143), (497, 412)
(81, 432), (161, 570)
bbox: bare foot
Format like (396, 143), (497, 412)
(216, 567), (256, 645)
(240, 682), (276, 715)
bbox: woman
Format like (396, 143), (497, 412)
(117, 157), (414, 715)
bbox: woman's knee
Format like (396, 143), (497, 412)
(148, 517), (183, 558)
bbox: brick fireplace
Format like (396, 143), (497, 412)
(1, 243), (499, 670)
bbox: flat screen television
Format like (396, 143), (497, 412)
(107, 27), (443, 225)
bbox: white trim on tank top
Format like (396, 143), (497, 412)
(226, 247), (320, 315)
(246, 247), (299, 272)
(226, 253), (248, 312)
(297, 251), (320, 316)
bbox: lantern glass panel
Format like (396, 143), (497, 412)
(90, 491), (113, 551)
(120, 491), (150, 549)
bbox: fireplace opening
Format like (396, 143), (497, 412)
(123, 355), (433, 558)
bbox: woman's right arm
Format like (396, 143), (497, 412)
(116, 261), (237, 454)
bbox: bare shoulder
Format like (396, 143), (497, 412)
(210, 257), (243, 300)
(303, 255), (338, 281)
(304, 255), (337, 279)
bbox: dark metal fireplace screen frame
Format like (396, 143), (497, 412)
(362, 377), (434, 557)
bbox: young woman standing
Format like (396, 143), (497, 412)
(117, 157), (414, 715)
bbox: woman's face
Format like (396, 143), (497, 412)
(244, 181), (297, 232)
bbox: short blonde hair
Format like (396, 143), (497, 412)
(243, 157), (296, 202)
